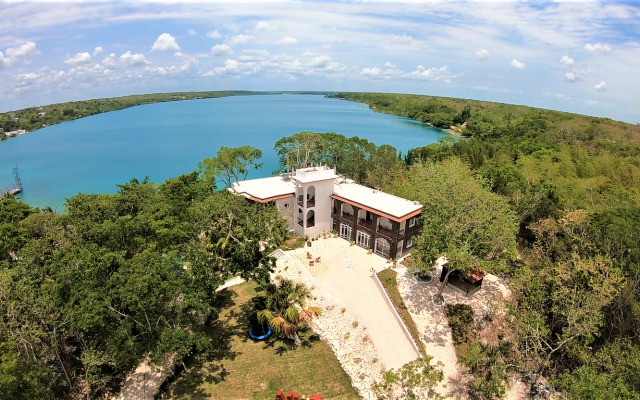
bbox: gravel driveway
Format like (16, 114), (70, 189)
(295, 238), (419, 371)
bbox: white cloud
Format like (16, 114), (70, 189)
(6, 41), (38, 58)
(594, 81), (606, 91)
(93, 46), (103, 57)
(584, 43), (611, 53)
(408, 65), (455, 83)
(174, 52), (198, 65)
(475, 49), (490, 60)
(564, 72), (577, 82)
(120, 51), (149, 66)
(559, 55), (574, 67)
(510, 59), (525, 70)
(391, 34), (413, 45)
(188, 29), (197, 36)
(224, 59), (239, 72)
(151, 33), (180, 51)
(0, 41), (39, 69)
(361, 67), (380, 76)
(302, 51), (316, 57)
(228, 34), (253, 46)
(384, 61), (396, 69)
(206, 30), (221, 39)
(102, 53), (117, 69)
(238, 49), (270, 62)
(65, 52), (92, 65)
(310, 56), (331, 68)
(256, 21), (275, 31)
(211, 43), (233, 56)
(277, 36), (298, 45)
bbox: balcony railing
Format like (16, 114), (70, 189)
(307, 198), (315, 207)
(342, 211), (354, 218)
(376, 225), (394, 238)
(307, 220), (315, 228)
(358, 218), (373, 229)
(297, 196), (303, 207)
(297, 218), (304, 227)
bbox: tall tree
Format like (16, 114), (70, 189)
(273, 131), (324, 171)
(404, 159), (518, 298)
(199, 145), (263, 188)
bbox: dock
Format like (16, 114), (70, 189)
(0, 166), (23, 199)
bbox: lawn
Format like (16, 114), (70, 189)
(160, 281), (360, 400)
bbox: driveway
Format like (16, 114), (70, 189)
(291, 238), (419, 371)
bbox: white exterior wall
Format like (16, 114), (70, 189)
(292, 167), (336, 238)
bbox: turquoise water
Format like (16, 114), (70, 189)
(0, 94), (447, 211)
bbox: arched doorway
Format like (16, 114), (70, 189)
(306, 210), (315, 228)
(375, 237), (390, 258)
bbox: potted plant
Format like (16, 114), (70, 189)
(413, 268), (433, 283)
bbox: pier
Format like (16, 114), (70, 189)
(0, 166), (23, 199)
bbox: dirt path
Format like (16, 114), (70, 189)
(395, 263), (515, 399)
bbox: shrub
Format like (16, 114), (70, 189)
(445, 304), (474, 345)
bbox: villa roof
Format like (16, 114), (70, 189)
(292, 165), (339, 183)
(332, 179), (422, 222)
(230, 167), (423, 220)
(229, 175), (294, 203)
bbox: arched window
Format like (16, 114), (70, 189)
(306, 185), (316, 207)
(306, 210), (315, 228)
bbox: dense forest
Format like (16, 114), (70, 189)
(0, 173), (289, 399)
(1, 91), (639, 399)
(0, 91), (259, 137)
(328, 93), (640, 399)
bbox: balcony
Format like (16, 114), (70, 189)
(297, 218), (304, 227)
(342, 211), (354, 218)
(376, 225), (394, 238)
(297, 196), (304, 207)
(358, 218), (373, 229)
(307, 197), (315, 208)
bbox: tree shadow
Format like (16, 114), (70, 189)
(159, 288), (244, 399)
(260, 327), (320, 356)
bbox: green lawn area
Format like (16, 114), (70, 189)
(160, 281), (360, 400)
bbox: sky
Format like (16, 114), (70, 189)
(1, 1), (639, 123)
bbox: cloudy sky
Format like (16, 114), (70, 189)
(1, 1), (639, 123)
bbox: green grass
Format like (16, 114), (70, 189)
(160, 281), (359, 400)
(280, 234), (307, 251)
(376, 268), (427, 357)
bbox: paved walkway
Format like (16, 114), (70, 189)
(290, 238), (419, 371)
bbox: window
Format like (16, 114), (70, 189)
(340, 223), (352, 240)
(356, 231), (371, 248)
(283, 202), (289, 208)
(406, 237), (413, 248)
(408, 217), (416, 227)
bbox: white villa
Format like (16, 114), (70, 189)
(230, 166), (422, 259)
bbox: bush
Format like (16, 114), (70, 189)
(445, 304), (474, 345)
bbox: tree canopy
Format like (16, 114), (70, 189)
(0, 169), (288, 399)
(198, 145), (263, 188)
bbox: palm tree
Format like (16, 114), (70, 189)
(257, 279), (321, 346)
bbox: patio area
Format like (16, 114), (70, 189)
(271, 237), (421, 398)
